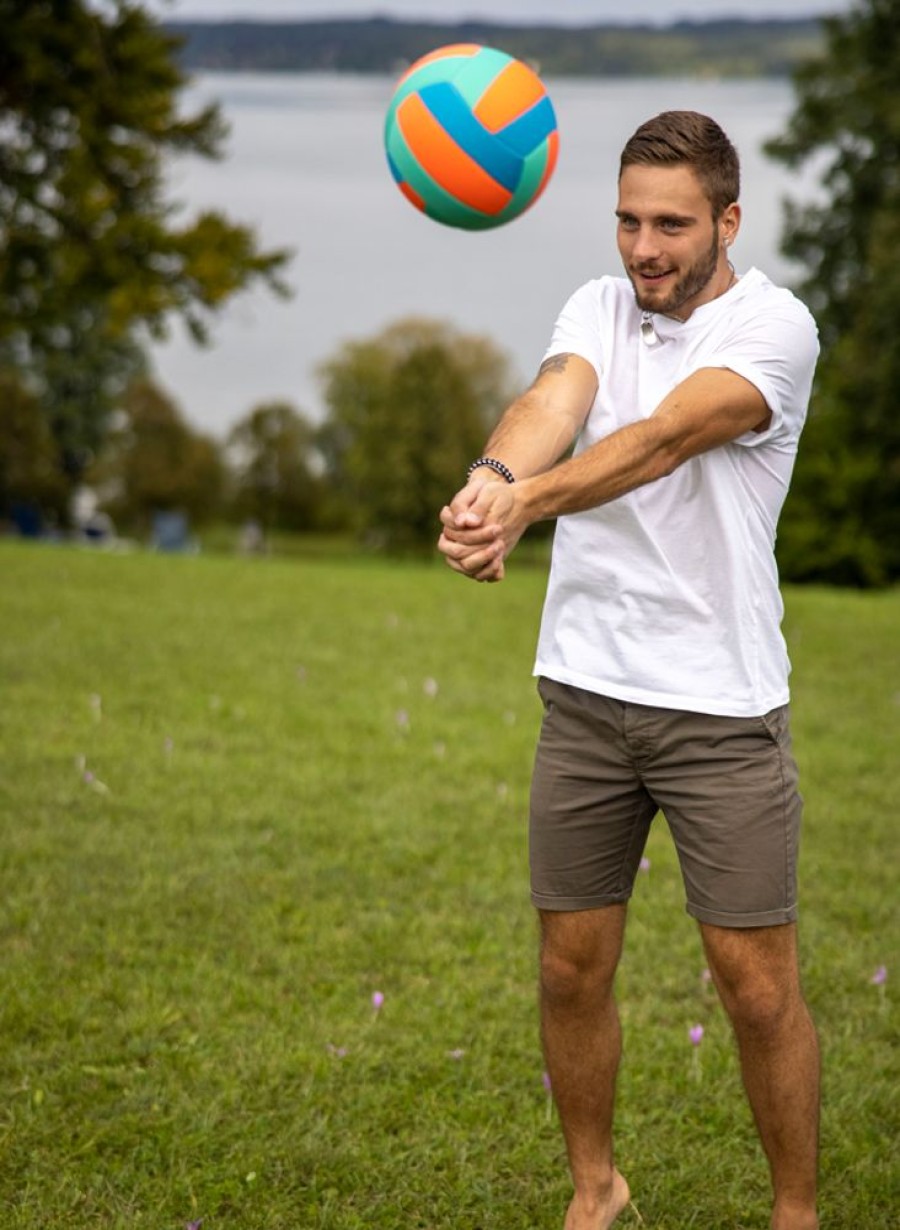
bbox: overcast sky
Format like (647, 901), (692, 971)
(154, 0), (851, 25)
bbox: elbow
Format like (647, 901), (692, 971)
(640, 418), (687, 483)
(651, 441), (685, 481)
(647, 419), (713, 481)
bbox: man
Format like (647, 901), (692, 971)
(438, 112), (820, 1230)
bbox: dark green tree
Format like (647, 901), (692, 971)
(766, 0), (900, 586)
(226, 401), (323, 533)
(91, 378), (224, 533)
(0, 0), (290, 491)
(318, 318), (515, 550)
(0, 370), (67, 532)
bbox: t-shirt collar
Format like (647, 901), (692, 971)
(645, 267), (760, 338)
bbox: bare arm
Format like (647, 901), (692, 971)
(467, 352), (598, 484)
(521, 365), (770, 521)
(440, 365), (770, 581)
(437, 353), (596, 581)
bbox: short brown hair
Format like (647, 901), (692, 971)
(619, 111), (740, 218)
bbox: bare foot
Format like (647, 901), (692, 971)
(564, 1169), (631, 1230)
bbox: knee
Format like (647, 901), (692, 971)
(540, 945), (579, 1005)
(539, 943), (613, 1009)
(538, 908), (625, 1010)
(717, 971), (800, 1040)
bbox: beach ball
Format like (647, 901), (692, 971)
(384, 43), (559, 230)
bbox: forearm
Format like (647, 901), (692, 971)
(516, 366), (770, 525)
(471, 388), (582, 483)
(518, 415), (677, 523)
(441, 362), (770, 584)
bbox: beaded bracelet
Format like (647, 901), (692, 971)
(467, 456), (516, 484)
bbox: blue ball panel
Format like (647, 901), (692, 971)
(418, 82), (522, 194)
(496, 95), (558, 159)
(492, 139), (554, 225)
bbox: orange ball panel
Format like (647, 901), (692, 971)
(397, 91), (513, 215)
(399, 179), (427, 212)
(473, 60), (547, 134)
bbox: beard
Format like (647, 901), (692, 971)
(630, 230), (720, 318)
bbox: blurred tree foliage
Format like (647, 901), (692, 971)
(226, 401), (323, 533)
(318, 318), (515, 550)
(91, 378), (223, 532)
(767, 0), (900, 586)
(0, 0), (290, 507)
(0, 370), (67, 532)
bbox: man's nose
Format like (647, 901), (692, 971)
(631, 225), (662, 262)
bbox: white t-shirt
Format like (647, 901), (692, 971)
(533, 268), (819, 717)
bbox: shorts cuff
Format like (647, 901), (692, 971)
(531, 890), (631, 912)
(686, 901), (799, 928)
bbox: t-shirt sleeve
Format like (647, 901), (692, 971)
(542, 281), (606, 381)
(708, 293), (820, 450)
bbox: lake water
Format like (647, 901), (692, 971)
(150, 72), (818, 437)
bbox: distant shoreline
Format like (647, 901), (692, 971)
(166, 16), (824, 78)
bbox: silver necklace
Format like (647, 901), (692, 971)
(640, 267), (738, 348)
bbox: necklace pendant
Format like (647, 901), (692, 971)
(640, 313), (659, 347)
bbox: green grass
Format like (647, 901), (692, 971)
(0, 541), (897, 1229)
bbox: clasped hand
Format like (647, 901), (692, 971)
(438, 478), (527, 583)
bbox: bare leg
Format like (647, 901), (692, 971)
(701, 922), (820, 1230)
(539, 905), (632, 1230)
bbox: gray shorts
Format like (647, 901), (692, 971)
(529, 678), (802, 928)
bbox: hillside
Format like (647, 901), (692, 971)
(166, 16), (824, 77)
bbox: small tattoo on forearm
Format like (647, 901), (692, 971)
(538, 353), (571, 377)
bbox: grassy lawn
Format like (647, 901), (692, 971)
(0, 541), (896, 1229)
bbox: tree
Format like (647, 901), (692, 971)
(765, 0), (900, 585)
(0, 370), (67, 532)
(226, 401), (323, 532)
(91, 378), (224, 533)
(0, 0), (290, 488)
(317, 318), (515, 550)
